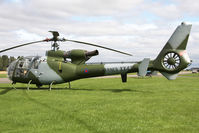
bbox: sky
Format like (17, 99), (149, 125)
(0, 0), (199, 66)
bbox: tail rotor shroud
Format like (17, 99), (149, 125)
(162, 52), (181, 70)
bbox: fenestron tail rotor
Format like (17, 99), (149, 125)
(0, 31), (132, 56)
(162, 52), (180, 70)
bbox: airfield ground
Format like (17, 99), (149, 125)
(0, 71), (7, 74)
(0, 71), (192, 84)
(0, 72), (199, 133)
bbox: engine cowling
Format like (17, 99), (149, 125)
(64, 49), (99, 64)
(46, 49), (98, 64)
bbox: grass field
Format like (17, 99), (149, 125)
(0, 76), (199, 133)
(0, 71), (7, 78)
(0, 74), (7, 78)
(180, 73), (199, 77)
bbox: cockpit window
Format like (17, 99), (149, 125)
(17, 58), (31, 69)
(8, 56), (42, 79)
(32, 60), (40, 69)
(7, 60), (17, 80)
(18, 62), (24, 68)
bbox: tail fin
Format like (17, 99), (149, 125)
(138, 58), (150, 77)
(153, 22), (192, 80)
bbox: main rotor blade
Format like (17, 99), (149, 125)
(65, 39), (132, 56)
(0, 40), (45, 53)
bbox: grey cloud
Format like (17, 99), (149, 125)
(0, 0), (199, 66)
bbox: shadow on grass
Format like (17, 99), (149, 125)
(0, 88), (13, 95)
(0, 86), (152, 93)
(130, 77), (153, 80)
(0, 85), (153, 94)
(0, 87), (65, 90)
(64, 88), (152, 93)
(23, 90), (106, 133)
(0, 86), (65, 95)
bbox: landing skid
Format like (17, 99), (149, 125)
(12, 82), (16, 89)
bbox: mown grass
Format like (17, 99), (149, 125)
(180, 73), (199, 77)
(0, 74), (7, 78)
(0, 76), (199, 133)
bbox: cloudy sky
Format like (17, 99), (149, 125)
(0, 0), (199, 66)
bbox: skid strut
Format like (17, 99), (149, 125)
(49, 81), (55, 91)
(27, 80), (32, 90)
(12, 82), (16, 89)
(68, 82), (71, 89)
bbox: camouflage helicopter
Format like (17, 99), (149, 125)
(0, 22), (192, 90)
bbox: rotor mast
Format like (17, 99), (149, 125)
(52, 41), (59, 51)
(48, 31), (60, 51)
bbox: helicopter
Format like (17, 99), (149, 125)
(0, 22), (192, 90)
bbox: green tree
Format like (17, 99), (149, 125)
(9, 56), (16, 64)
(2, 55), (9, 71)
(0, 56), (3, 71)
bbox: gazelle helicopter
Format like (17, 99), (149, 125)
(0, 22), (192, 90)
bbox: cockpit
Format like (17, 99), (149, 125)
(7, 56), (43, 80)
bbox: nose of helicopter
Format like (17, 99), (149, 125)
(7, 60), (17, 80)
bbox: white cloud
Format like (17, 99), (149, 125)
(146, 2), (180, 20)
(0, 0), (199, 66)
(14, 29), (43, 41)
(28, 0), (144, 16)
(174, 0), (199, 16)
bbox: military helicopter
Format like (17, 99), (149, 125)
(0, 22), (192, 90)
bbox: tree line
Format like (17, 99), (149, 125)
(0, 55), (16, 71)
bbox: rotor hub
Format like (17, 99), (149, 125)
(167, 58), (176, 65)
(162, 52), (181, 70)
